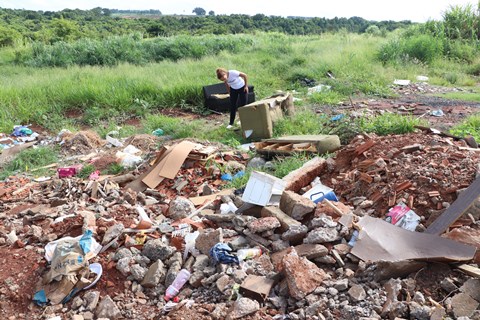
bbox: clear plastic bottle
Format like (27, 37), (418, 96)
(164, 269), (191, 301)
(236, 248), (262, 264)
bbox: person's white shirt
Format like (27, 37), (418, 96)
(227, 70), (245, 90)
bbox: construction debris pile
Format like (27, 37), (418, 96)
(1, 129), (480, 320)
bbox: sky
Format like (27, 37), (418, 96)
(0, 0), (478, 22)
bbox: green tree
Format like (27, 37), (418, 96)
(192, 7), (206, 16)
(49, 18), (81, 42)
(209, 10), (215, 16)
(0, 25), (21, 46)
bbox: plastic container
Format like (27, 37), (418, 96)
(237, 248), (262, 263)
(164, 269), (191, 301)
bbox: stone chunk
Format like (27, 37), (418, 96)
(282, 248), (327, 299)
(141, 260), (166, 288)
(451, 292), (479, 318)
(168, 196), (195, 220)
(95, 295), (122, 320)
(348, 284), (366, 302)
(281, 225), (308, 243)
(261, 206), (301, 232)
(282, 157), (326, 192)
(303, 227), (340, 244)
(142, 239), (176, 261)
(247, 217), (281, 233)
(196, 228), (223, 255)
(226, 297), (260, 319)
(280, 191), (316, 220)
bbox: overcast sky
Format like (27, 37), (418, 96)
(0, 0), (478, 22)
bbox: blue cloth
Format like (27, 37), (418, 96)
(233, 171), (245, 180)
(33, 290), (47, 306)
(209, 243), (239, 265)
(12, 126), (33, 137)
(79, 230), (93, 255)
(221, 173), (233, 181)
(331, 114), (345, 121)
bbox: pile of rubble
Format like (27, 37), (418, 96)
(1, 129), (480, 320)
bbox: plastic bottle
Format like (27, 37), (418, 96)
(236, 248), (262, 263)
(164, 269), (191, 301)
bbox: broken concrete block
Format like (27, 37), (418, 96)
(303, 227), (341, 244)
(348, 284), (366, 302)
(261, 206), (301, 232)
(168, 196), (195, 220)
(451, 292), (479, 318)
(282, 157), (326, 192)
(280, 191), (316, 220)
(271, 243), (329, 271)
(196, 228), (223, 255)
(459, 278), (480, 301)
(226, 297), (260, 319)
(247, 216), (281, 233)
(282, 248), (327, 299)
(281, 225), (308, 243)
(95, 295), (122, 320)
(141, 260), (166, 288)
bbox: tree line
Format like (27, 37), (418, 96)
(0, 7), (413, 46)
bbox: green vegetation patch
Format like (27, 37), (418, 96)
(359, 113), (428, 136)
(450, 113), (480, 142)
(0, 146), (58, 180)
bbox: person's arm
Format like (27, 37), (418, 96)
(224, 81), (230, 94)
(239, 72), (249, 92)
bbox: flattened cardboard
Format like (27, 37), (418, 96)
(351, 216), (476, 263)
(426, 175), (480, 235)
(239, 275), (275, 303)
(142, 141), (196, 189)
(190, 189), (234, 206)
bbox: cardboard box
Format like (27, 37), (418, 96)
(239, 93), (292, 140)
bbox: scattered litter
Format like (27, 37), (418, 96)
(307, 84), (331, 95)
(331, 114), (345, 121)
(164, 269), (191, 301)
(152, 128), (164, 136)
(430, 109), (445, 117)
(106, 130), (123, 147)
(302, 181), (338, 203)
(209, 243), (239, 265)
(394, 79), (411, 86)
(416, 75), (429, 82)
(385, 202), (420, 231)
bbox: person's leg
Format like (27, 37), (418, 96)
(229, 89), (240, 125)
(238, 87), (247, 107)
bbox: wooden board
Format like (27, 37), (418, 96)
(425, 176), (480, 235)
(456, 264), (480, 278)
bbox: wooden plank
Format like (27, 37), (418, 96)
(425, 176), (480, 235)
(456, 264), (480, 278)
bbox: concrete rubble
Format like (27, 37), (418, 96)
(1, 129), (480, 320)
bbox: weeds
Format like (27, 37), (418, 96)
(77, 164), (96, 179)
(359, 112), (428, 135)
(0, 146), (58, 180)
(450, 113), (480, 141)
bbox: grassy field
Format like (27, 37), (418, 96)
(0, 30), (479, 180)
(0, 33), (480, 144)
(1, 31), (477, 136)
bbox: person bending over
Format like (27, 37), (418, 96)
(216, 67), (249, 129)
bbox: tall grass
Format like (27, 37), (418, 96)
(15, 34), (254, 67)
(0, 32), (477, 134)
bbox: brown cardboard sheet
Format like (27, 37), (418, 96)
(351, 216), (476, 263)
(142, 141), (196, 189)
